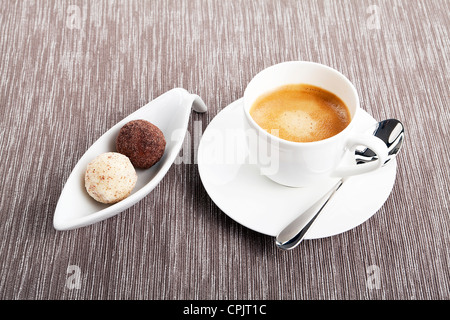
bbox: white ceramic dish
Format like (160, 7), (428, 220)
(54, 88), (207, 231)
(197, 99), (397, 239)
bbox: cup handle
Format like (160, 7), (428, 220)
(332, 133), (389, 177)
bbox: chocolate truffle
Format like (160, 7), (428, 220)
(85, 152), (137, 204)
(116, 119), (166, 169)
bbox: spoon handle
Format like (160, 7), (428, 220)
(276, 179), (344, 250)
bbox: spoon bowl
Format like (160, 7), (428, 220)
(53, 88), (207, 231)
(356, 119), (405, 164)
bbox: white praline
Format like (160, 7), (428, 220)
(85, 152), (137, 204)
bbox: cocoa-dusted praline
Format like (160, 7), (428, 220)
(116, 119), (166, 169)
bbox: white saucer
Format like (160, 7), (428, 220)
(197, 99), (397, 239)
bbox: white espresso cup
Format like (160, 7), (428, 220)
(243, 61), (388, 187)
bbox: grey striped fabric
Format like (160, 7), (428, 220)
(0, 0), (448, 299)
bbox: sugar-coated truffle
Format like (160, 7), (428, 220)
(116, 119), (166, 169)
(85, 152), (137, 204)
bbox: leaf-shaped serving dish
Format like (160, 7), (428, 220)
(53, 88), (207, 230)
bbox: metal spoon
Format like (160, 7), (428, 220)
(276, 119), (404, 250)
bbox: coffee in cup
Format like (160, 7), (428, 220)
(249, 83), (351, 143)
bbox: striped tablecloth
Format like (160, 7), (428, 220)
(0, 0), (448, 300)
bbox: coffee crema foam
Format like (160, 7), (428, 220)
(249, 84), (351, 142)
